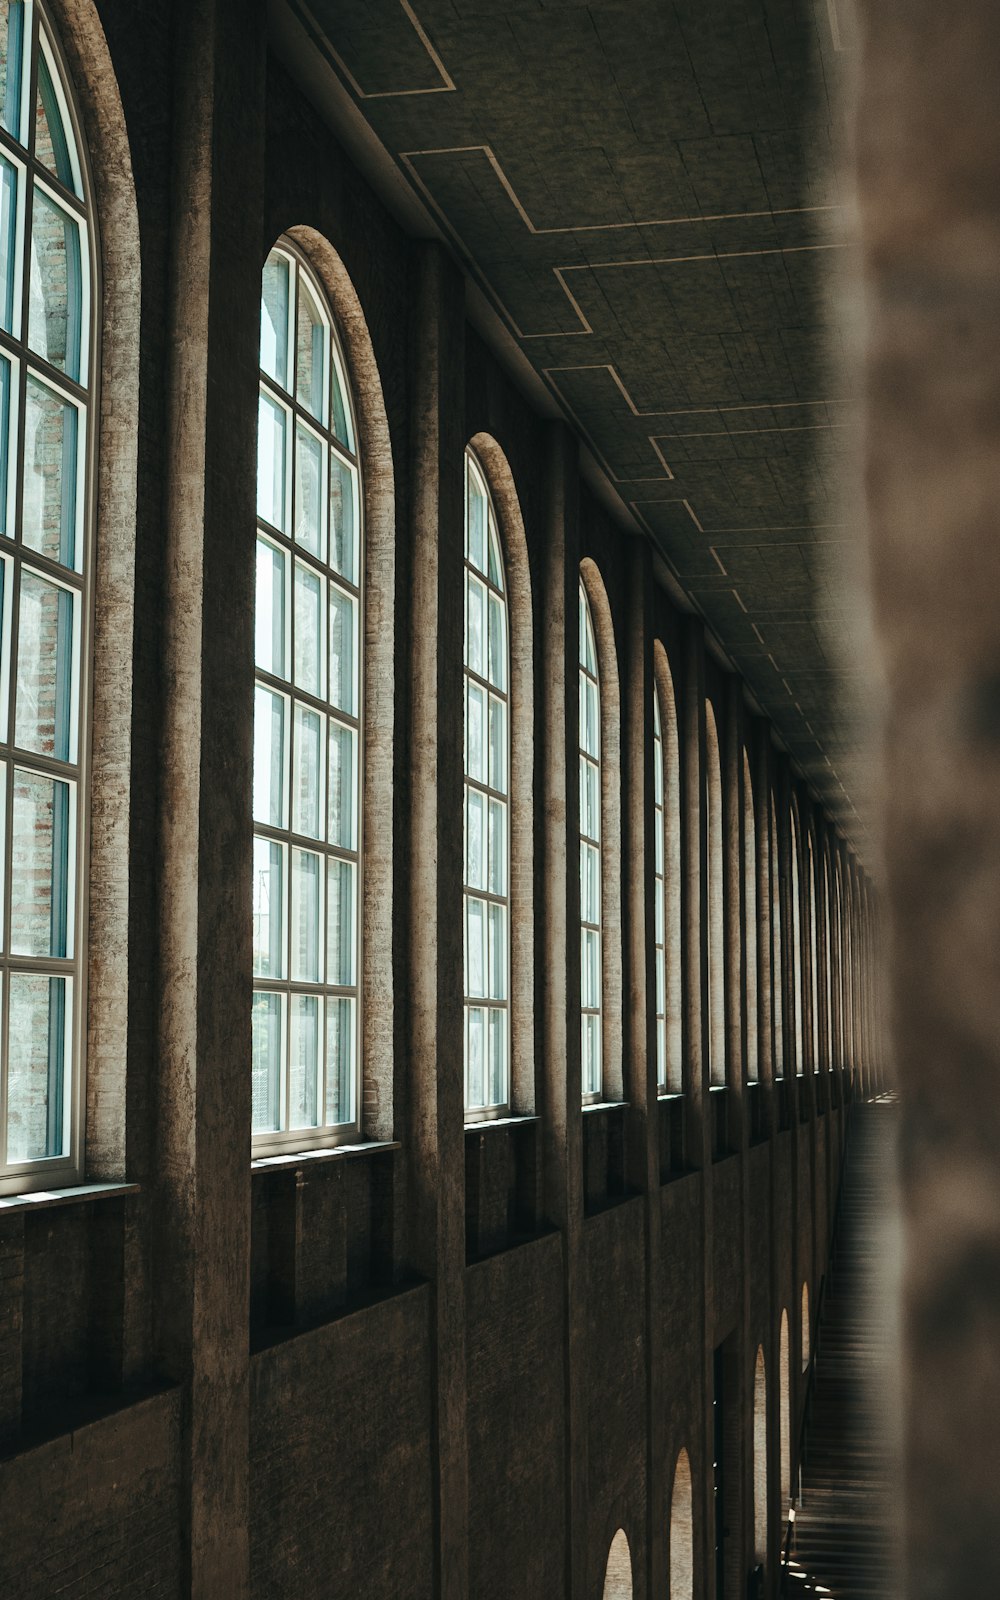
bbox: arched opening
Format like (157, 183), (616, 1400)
(801, 1283), (811, 1372)
(807, 834), (820, 1073)
(823, 850), (834, 1071)
(744, 750), (758, 1082)
(705, 699), (725, 1086)
(653, 641), (681, 1092)
(780, 1309), (791, 1518)
(753, 1345), (768, 1565)
(789, 806), (804, 1075)
(669, 1448), (694, 1599)
(834, 857), (845, 1071)
(770, 796), (784, 1077)
(602, 1527), (633, 1599)
(580, 558), (622, 1102)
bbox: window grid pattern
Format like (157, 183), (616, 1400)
(0, 3), (92, 1188)
(579, 582), (601, 1099)
(653, 693), (666, 1089)
(463, 450), (509, 1116)
(770, 798), (784, 1076)
(252, 243), (363, 1149)
(790, 812), (804, 1073)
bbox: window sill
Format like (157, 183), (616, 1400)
(464, 1113), (539, 1135)
(251, 1138), (400, 1173)
(582, 1099), (629, 1115)
(657, 1091), (684, 1103)
(0, 1180), (139, 1217)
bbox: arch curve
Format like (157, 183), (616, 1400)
(579, 557), (622, 1100)
(602, 1527), (633, 1599)
(669, 1448), (694, 1599)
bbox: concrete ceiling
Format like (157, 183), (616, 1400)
(275, 0), (870, 843)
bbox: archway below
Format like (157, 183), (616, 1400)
(670, 1449), (694, 1599)
(602, 1527), (633, 1599)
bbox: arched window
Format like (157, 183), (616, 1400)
(579, 578), (602, 1099)
(0, 8), (94, 1191)
(790, 807), (804, 1074)
(801, 1282), (811, 1372)
(252, 240), (363, 1150)
(670, 1449), (694, 1599)
(654, 644), (681, 1092)
(779, 1309), (791, 1517)
(744, 750), (758, 1082)
(705, 700), (725, 1086)
(463, 448), (509, 1115)
(753, 1346), (768, 1564)
(823, 851), (834, 1071)
(808, 834), (820, 1072)
(602, 1528), (633, 1599)
(834, 857), (845, 1071)
(770, 797), (784, 1077)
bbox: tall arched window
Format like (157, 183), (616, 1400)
(653, 693), (666, 1088)
(808, 834), (820, 1072)
(790, 807), (804, 1074)
(253, 240), (363, 1150)
(744, 750), (758, 1082)
(823, 852), (834, 1071)
(705, 701), (725, 1086)
(0, 8), (94, 1192)
(579, 579), (602, 1099)
(770, 797), (784, 1077)
(463, 448), (509, 1116)
(654, 646), (681, 1092)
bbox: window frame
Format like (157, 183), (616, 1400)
(579, 578), (602, 1104)
(251, 235), (366, 1157)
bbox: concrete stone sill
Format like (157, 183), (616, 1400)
(251, 1138), (401, 1174)
(0, 1180), (139, 1217)
(464, 1113), (540, 1135)
(657, 1091), (684, 1102)
(582, 1099), (629, 1115)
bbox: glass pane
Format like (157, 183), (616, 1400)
(35, 50), (76, 192)
(28, 186), (84, 382)
(657, 1022), (666, 1087)
(466, 466), (485, 570)
(465, 787), (484, 891)
(0, 355), (9, 534)
(0, 555), (7, 743)
(15, 568), (75, 761)
(0, 1), (24, 137)
(580, 674), (599, 759)
(654, 812), (664, 875)
(257, 391), (287, 531)
(466, 895), (485, 999)
(580, 840), (600, 926)
(581, 927), (600, 1009)
(252, 685), (286, 827)
(23, 376), (78, 567)
(291, 846), (321, 983)
(581, 1012), (600, 1097)
(488, 695), (505, 793)
(487, 525), (503, 592)
(330, 346), (353, 452)
(488, 1007), (505, 1106)
(293, 561), (324, 698)
(292, 704), (323, 839)
(465, 573), (484, 675)
(10, 766), (71, 957)
(289, 994), (320, 1130)
(487, 902), (505, 1000)
(326, 997), (354, 1125)
(465, 679), (484, 782)
(0, 157), (16, 333)
(252, 836), (284, 978)
(7, 972), (68, 1162)
(255, 537), (286, 678)
(0, 765), (5, 950)
(326, 857), (355, 987)
(328, 586), (355, 715)
(487, 593), (506, 691)
(579, 588), (596, 674)
(329, 455), (356, 584)
(295, 422), (324, 559)
(487, 797), (505, 896)
(580, 755), (598, 841)
(251, 991), (283, 1134)
(466, 1006), (484, 1109)
(296, 271), (326, 422)
(328, 720), (355, 850)
(260, 252), (289, 388)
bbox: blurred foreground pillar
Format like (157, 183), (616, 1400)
(857, 5), (1000, 1596)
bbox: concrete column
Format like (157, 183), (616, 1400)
(405, 240), (468, 1600)
(154, 4), (264, 1596)
(538, 423), (584, 1596)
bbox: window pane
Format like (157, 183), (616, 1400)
(296, 272), (326, 422)
(28, 186), (84, 382)
(328, 585), (355, 714)
(465, 679), (484, 782)
(581, 928), (600, 1009)
(488, 695), (505, 793)
(255, 537), (286, 677)
(291, 846), (322, 983)
(257, 391), (287, 530)
(6, 972), (68, 1162)
(582, 1012), (601, 1097)
(0, 355), (10, 535)
(289, 994), (320, 1130)
(15, 568), (75, 761)
(581, 840), (600, 925)
(35, 50), (75, 192)
(23, 376), (78, 567)
(330, 456), (356, 584)
(488, 1008), (505, 1106)
(330, 347), (353, 452)
(293, 561), (324, 698)
(487, 592), (505, 691)
(487, 902), (506, 1001)
(488, 797), (505, 896)
(581, 674), (599, 759)
(326, 998), (354, 1125)
(0, 1), (24, 137)
(465, 787), (484, 890)
(292, 704), (323, 840)
(252, 686), (286, 828)
(0, 156), (16, 333)
(326, 857), (355, 987)
(466, 468), (485, 570)
(327, 720), (355, 850)
(465, 573), (484, 675)
(466, 896), (485, 999)
(10, 767), (71, 957)
(260, 252), (289, 389)
(252, 836), (284, 978)
(487, 525), (503, 592)
(467, 1006), (484, 1109)
(294, 422), (324, 559)
(251, 991), (283, 1134)
(580, 755), (598, 841)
